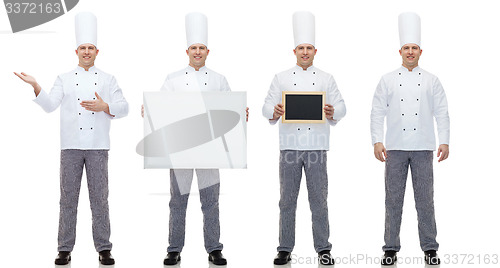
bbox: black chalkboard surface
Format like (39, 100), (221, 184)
(282, 91), (325, 123)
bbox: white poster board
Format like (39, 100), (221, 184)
(137, 91), (247, 169)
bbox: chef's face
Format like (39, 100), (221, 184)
(399, 43), (422, 70)
(294, 43), (317, 70)
(76, 43), (99, 70)
(186, 43), (210, 70)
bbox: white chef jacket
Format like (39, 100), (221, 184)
(262, 65), (346, 151)
(160, 65), (230, 92)
(33, 66), (129, 150)
(370, 66), (450, 151)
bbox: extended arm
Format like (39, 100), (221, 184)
(14, 72), (42, 96)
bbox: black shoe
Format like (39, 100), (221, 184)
(99, 250), (115, 265)
(55, 251), (71, 265)
(318, 250), (335, 265)
(424, 250), (440, 265)
(164, 252), (181, 266)
(208, 250), (227, 265)
(273, 251), (291, 265)
(381, 250), (397, 266)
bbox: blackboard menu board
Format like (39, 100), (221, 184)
(282, 91), (325, 123)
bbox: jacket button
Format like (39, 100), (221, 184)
(205, 72), (208, 74)
(402, 114), (404, 116)
(91, 127), (93, 130)
(418, 84), (420, 86)
(92, 112), (95, 114)
(95, 72), (97, 75)
(417, 99), (419, 101)
(401, 99), (403, 101)
(75, 73), (77, 75)
(78, 98), (80, 100)
(415, 113), (418, 115)
(78, 113), (81, 115)
(95, 83), (97, 85)
(205, 83), (207, 85)
(414, 128), (416, 130)
(76, 84), (78, 86)
(313, 83), (315, 85)
(403, 129), (406, 131)
(399, 73), (401, 75)
(419, 73), (421, 75)
(399, 84), (402, 86)
(293, 72), (295, 74)
(313, 72), (316, 74)
(186, 72), (188, 74)
(298, 128), (300, 130)
(80, 128), (82, 130)
(294, 84), (296, 86)
(186, 83), (189, 85)
(308, 128), (311, 130)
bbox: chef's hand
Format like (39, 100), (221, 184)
(80, 92), (114, 117)
(324, 104), (335, 120)
(141, 104), (144, 118)
(374, 142), (387, 162)
(246, 107), (249, 122)
(272, 104), (284, 120)
(437, 144), (449, 162)
(14, 72), (42, 96)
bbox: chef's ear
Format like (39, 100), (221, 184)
(96, 49), (99, 56)
(206, 49), (210, 56)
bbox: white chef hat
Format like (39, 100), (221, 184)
(398, 12), (421, 48)
(293, 11), (315, 48)
(75, 12), (97, 48)
(185, 12), (208, 48)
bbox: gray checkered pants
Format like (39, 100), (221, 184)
(167, 169), (223, 253)
(383, 150), (439, 252)
(278, 150), (332, 253)
(58, 149), (112, 252)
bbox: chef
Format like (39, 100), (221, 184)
(370, 12), (449, 266)
(157, 12), (231, 266)
(262, 11), (346, 266)
(14, 12), (128, 266)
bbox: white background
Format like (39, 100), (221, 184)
(1, 0), (499, 267)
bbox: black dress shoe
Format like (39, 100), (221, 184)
(99, 250), (115, 265)
(164, 252), (181, 265)
(318, 250), (335, 265)
(424, 250), (440, 265)
(55, 251), (71, 265)
(381, 250), (397, 266)
(208, 250), (227, 265)
(274, 251), (291, 265)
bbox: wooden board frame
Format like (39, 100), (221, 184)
(282, 91), (326, 123)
